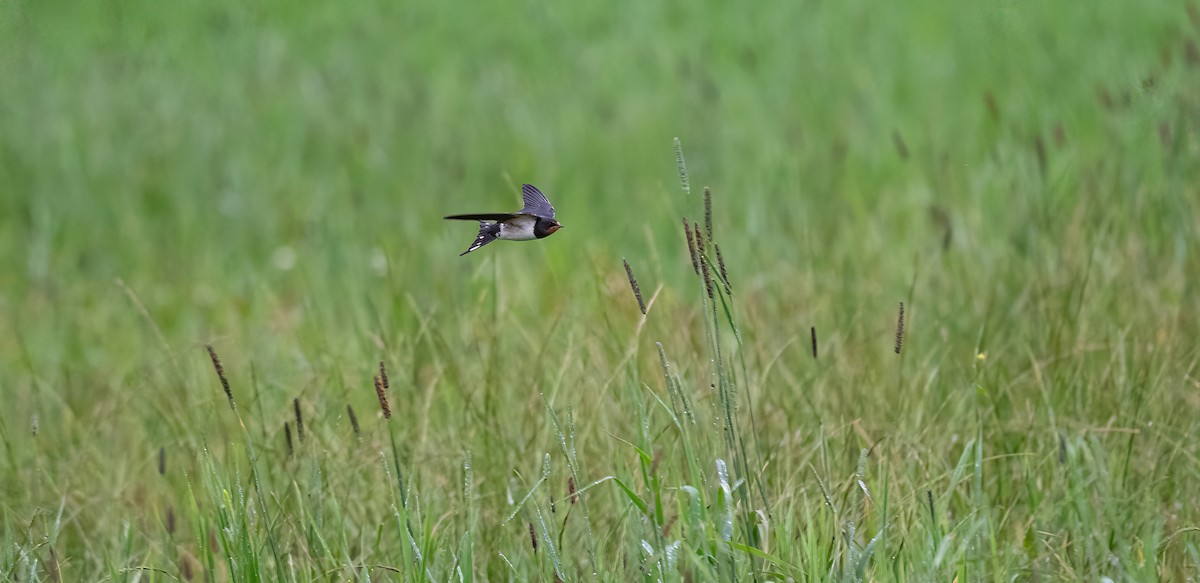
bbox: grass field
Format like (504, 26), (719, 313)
(3, 0), (1200, 580)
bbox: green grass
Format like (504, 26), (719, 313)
(3, 0), (1200, 579)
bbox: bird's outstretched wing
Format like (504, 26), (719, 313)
(519, 184), (555, 219)
(444, 213), (519, 221)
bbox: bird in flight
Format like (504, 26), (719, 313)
(444, 184), (563, 256)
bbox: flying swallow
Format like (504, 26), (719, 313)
(444, 184), (563, 256)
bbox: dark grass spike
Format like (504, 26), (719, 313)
(703, 186), (713, 241)
(892, 130), (910, 160)
(810, 326), (818, 359)
(693, 221), (706, 257)
(1033, 134), (1047, 175)
(673, 137), (690, 196)
(983, 90), (1000, 122)
(1052, 123), (1067, 149)
(374, 374), (391, 419)
(284, 422), (294, 457)
(714, 243), (730, 295)
(683, 219), (699, 275)
(700, 255), (715, 300)
(180, 555), (195, 582)
(166, 505), (176, 535)
(895, 302), (906, 354)
(347, 404), (361, 435)
(379, 360), (389, 390)
(293, 398), (304, 443)
(568, 476), (577, 505)
(929, 205), (953, 251)
(205, 345), (235, 411)
(158, 446), (166, 476)
(529, 522), (538, 553)
(1096, 85), (1115, 110)
(622, 258), (646, 315)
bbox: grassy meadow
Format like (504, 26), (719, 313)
(3, 0), (1200, 579)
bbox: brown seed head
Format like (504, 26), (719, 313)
(568, 476), (578, 505)
(623, 258), (646, 315)
(379, 360), (389, 390)
(205, 345), (235, 411)
(714, 243), (730, 295)
(703, 186), (713, 241)
(347, 404), (361, 435)
(529, 522), (538, 553)
(374, 374), (391, 419)
(700, 255), (714, 300)
(894, 302), (906, 355)
(892, 130), (910, 160)
(983, 90), (1000, 122)
(284, 422), (294, 457)
(683, 219), (699, 275)
(293, 398), (304, 443)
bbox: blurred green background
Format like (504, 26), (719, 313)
(2, 0), (1199, 579)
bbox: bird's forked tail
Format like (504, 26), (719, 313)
(460, 221), (501, 256)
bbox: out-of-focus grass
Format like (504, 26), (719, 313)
(2, 0), (1199, 579)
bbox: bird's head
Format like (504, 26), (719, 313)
(536, 218), (562, 238)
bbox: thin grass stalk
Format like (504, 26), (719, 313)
(201, 347), (283, 574)
(545, 405), (600, 570)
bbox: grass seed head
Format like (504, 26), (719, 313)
(158, 446), (166, 476)
(703, 186), (713, 240)
(379, 360), (389, 390)
(673, 137), (690, 196)
(293, 398), (304, 443)
(347, 404), (361, 435)
(528, 522), (538, 553)
(714, 243), (730, 295)
(374, 374), (391, 419)
(895, 302), (906, 354)
(683, 219), (699, 275)
(284, 422), (294, 457)
(811, 326), (818, 359)
(623, 258), (646, 315)
(892, 130), (910, 160)
(701, 255), (715, 300)
(568, 476), (578, 504)
(205, 345), (235, 410)
(984, 90), (1000, 122)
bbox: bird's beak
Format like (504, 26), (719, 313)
(548, 222), (563, 234)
